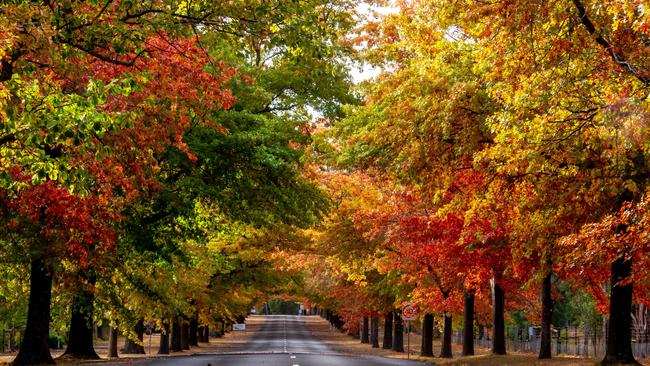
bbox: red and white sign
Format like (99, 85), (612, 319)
(402, 303), (418, 321)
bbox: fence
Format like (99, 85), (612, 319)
(454, 326), (650, 359)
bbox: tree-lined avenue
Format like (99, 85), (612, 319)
(2, 1), (650, 366)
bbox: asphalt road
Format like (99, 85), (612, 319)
(140, 315), (426, 366)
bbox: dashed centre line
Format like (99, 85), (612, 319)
(283, 317), (288, 353)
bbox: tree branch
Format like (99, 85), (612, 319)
(572, 0), (650, 86)
(67, 40), (146, 66)
(0, 134), (16, 146)
(0, 50), (27, 82)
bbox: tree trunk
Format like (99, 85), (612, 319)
(335, 314), (344, 329)
(220, 320), (226, 336)
(171, 318), (182, 352)
(602, 258), (638, 365)
(491, 278), (506, 355)
(108, 326), (119, 358)
(158, 322), (170, 354)
(189, 316), (199, 346)
(382, 312), (393, 349)
(198, 326), (207, 343)
(370, 316), (380, 348)
(539, 271), (553, 359)
(361, 316), (370, 343)
(13, 257), (55, 365)
(181, 320), (190, 350)
(421, 313), (434, 357)
(351, 328), (360, 339)
(393, 313), (404, 352)
(122, 319), (145, 354)
(214, 319), (223, 338)
(200, 326), (207, 342)
(63, 274), (99, 359)
(463, 290), (475, 356)
(440, 312), (453, 358)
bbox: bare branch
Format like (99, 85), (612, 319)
(572, 0), (650, 86)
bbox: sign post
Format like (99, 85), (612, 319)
(145, 323), (153, 355)
(401, 303), (418, 359)
(407, 320), (410, 359)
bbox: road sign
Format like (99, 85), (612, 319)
(402, 303), (418, 321)
(233, 323), (246, 331)
(401, 303), (418, 359)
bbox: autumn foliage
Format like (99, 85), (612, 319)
(2, 0), (650, 365)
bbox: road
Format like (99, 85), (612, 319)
(139, 315), (426, 366)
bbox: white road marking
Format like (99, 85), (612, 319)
(290, 355), (296, 359)
(283, 317), (288, 353)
